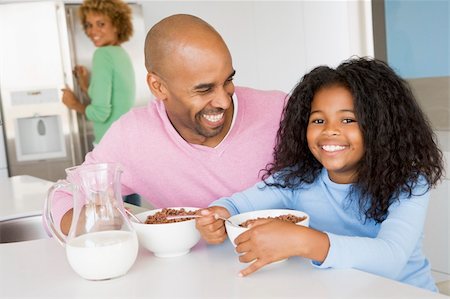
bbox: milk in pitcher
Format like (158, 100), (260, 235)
(66, 230), (138, 280)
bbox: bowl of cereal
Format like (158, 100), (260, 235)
(225, 209), (309, 247)
(131, 207), (201, 257)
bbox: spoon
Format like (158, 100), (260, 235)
(214, 214), (241, 227)
(166, 214), (240, 227)
(124, 209), (143, 223)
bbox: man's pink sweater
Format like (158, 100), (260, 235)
(51, 87), (286, 225)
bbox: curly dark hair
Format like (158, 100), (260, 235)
(263, 57), (444, 223)
(79, 0), (133, 44)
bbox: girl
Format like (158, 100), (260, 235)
(196, 57), (444, 292)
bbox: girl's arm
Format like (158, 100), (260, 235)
(211, 178), (296, 215)
(235, 221), (330, 276)
(316, 181), (430, 280)
(196, 177), (295, 245)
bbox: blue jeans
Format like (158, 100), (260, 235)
(123, 193), (141, 206)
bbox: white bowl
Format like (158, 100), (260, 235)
(225, 209), (309, 247)
(131, 207), (201, 257)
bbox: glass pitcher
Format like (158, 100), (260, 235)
(44, 163), (138, 280)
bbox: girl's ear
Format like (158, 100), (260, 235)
(146, 72), (167, 101)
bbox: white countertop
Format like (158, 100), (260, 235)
(0, 175), (147, 222)
(0, 238), (446, 299)
(0, 175), (54, 221)
(0, 175), (446, 298)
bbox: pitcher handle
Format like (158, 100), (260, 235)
(44, 180), (70, 247)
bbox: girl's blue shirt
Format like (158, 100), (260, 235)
(211, 168), (437, 292)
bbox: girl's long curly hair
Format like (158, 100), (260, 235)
(263, 57), (444, 223)
(79, 0), (133, 44)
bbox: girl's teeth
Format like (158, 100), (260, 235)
(203, 113), (223, 123)
(322, 145), (345, 152)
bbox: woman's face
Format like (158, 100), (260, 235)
(84, 12), (118, 47)
(306, 85), (364, 184)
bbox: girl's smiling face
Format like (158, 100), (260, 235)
(307, 85), (364, 184)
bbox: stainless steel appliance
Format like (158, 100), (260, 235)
(0, 1), (147, 181)
(0, 108), (7, 178)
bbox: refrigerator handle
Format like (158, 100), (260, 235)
(64, 4), (90, 157)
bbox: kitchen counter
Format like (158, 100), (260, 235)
(0, 175), (54, 221)
(0, 175), (147, 221)
(0, 175), (446, 298)
(0, 175), (148, 243)
(0, 238), (447, 298)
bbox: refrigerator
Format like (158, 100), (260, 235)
(0, 1), (148, 182)
(0, 112), (7, 178)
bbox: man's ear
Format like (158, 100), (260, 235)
(147, 72), (167, 101)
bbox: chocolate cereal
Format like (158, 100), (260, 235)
(240, 214), (307, 228)
(145, 208), (196, 224)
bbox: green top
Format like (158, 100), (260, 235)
(86, 46), (135, 143)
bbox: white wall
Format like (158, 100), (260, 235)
(141, 1), (374, 94)
(140, 2), (450, 279)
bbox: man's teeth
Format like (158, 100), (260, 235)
(322, 145), (345, 152)
(203, 113), (224, 123)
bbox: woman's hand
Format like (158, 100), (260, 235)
(235, 220), (330, 277)
(62, 87), (86, 114)
(73, 65), (90, 93)
(195, 206), (230, 244)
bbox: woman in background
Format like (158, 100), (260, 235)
(62, 0), (135, 145)
(62, 0), (139, 205)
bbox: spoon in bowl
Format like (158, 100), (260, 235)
(214, 214), (241, 227)
(166, 214), (240, 227)
(124, 209), (143, 223)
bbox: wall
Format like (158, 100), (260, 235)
(140, 1), (450, 281)
(379, 1), (450, 278)
(0, 0), (374, 175)
(137, 0), (374, 214)
(141, 1), (374, 94)
(0, 0), (447, 280)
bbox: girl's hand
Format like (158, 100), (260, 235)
(235, 221), (330, 277)
(195, 207), (230, 244)
(73, 65), (89, 93)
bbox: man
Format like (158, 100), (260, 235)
(52, 14), (287, 234)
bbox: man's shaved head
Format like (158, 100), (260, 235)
(144, 14), (235, 147)
(144, 14), (229, 78)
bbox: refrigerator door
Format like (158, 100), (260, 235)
(0, 1), (82, 181)
(0, 116), (7, 178)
